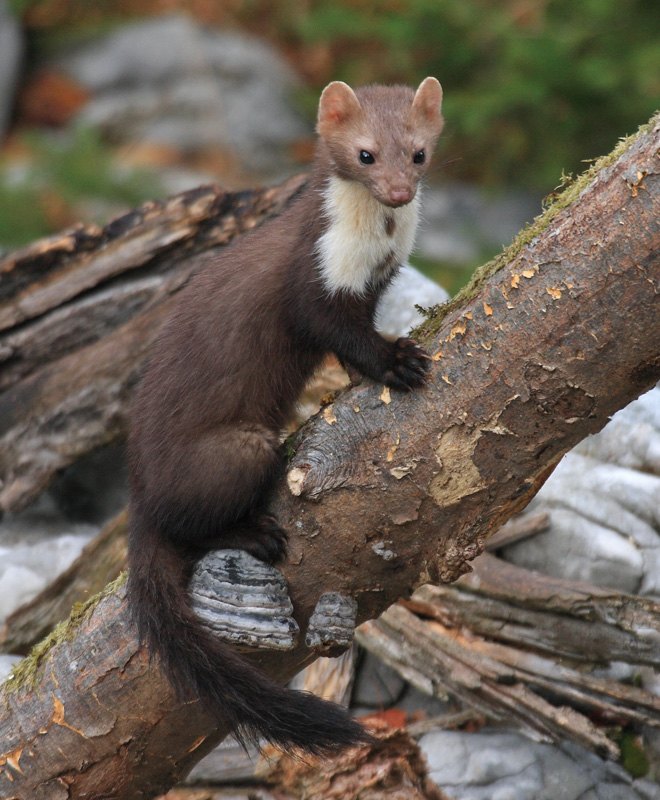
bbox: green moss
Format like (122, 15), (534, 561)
(282, 431), (299, 462)
(412, 113), (658, 346)
(620, 731), (650, 778)
(2, 573), (127, 695)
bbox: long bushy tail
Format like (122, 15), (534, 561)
(126, 518), (370, 754)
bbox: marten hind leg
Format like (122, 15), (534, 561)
(220, 513), (288, 565)
(139, 423), (286, 559)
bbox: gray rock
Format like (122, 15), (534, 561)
(58, 15), (309, 176)
(0, 492), (97, 621)
(417, 183), (542, 266)
(577, 386), (660, 476)
(0, 654), (21, 683)
(504, 434), (660, 596)
(352, 649), (406, 708)
(420, 729), (658, 800)
(0, 0), (23, 139)
(0, 444), (128, 622)
(376, 263), (450, 338)
(395, 683), (452, 718)
(186, 736), (258, 784)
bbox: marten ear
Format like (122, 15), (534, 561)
(317, 81), (362, 136)
(412, 77), (443, 131)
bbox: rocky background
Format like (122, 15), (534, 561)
(1, 5), (660, 800)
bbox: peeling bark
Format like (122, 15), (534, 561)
(355, 554), (660, 758)
(359, 604), (620, 758)
(2, 115), (660, 798)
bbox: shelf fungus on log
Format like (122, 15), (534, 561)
(305, 592), (358, 654)
(190, 549), (299, 651)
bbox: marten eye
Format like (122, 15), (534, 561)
(413, 149), (426, 164)
(359, 150), (375, 165)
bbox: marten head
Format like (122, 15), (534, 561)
(316, 78), (443, 208)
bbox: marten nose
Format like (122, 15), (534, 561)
(389, 189), (412, 205)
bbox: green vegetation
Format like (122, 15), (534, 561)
(11, 1), (660, 191)
(242, 0), (660, 189)
(0, 126), (161, 249)
(619, 730), (650, 778)
(410, 254), (484, 298)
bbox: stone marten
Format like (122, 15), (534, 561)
(127, 77), (444, 753)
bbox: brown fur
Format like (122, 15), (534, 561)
(127, 79), (443, 753)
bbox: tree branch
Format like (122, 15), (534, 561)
(2, 114), (660, 798)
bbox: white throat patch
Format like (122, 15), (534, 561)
(316, 175), (420, 295)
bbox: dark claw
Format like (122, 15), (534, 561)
(385, 338), (431, 391)
(243, 515), (288, 564)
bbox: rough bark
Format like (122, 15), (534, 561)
(454, 553), (660, 666)
(357, 603), (621, 759)
(2, 114), (660, 798)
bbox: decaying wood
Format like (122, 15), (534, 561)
(357, 604), (623, 759)
(354, 553), (660, 759)
(2, 114), (660, 799)
(288, 648), (357, 706)
(155, 790), (276, 800)
(414, 553), (660, 667)
(155, 726), (450, 800)
(265, 722), (449, 800)
(406, 709), (482, 739)
(483, 511), (549, 550)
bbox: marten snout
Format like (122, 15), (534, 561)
(388, 188), (413, 206)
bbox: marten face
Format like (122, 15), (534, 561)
(317, 78), (444, 208)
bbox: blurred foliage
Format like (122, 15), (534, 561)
(237, 0), (660, 188)
(10, 0), (660, 189)
(0, 126), (161, 248)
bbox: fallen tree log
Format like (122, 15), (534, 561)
(453, 553), (660, 667)
(358, 603), (622, 759)
(354, 553), (660, 760)
(2, 113), (660, 798)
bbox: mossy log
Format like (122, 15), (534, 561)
(1, 114), (660, 798)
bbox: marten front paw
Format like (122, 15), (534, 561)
(382, 338), (431, 391)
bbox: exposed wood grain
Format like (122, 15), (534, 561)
(405, 556), (660, 667)
(483, 512), (549, 550)
(266, 723), (450, 800)
(357, 604), (620, 759)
